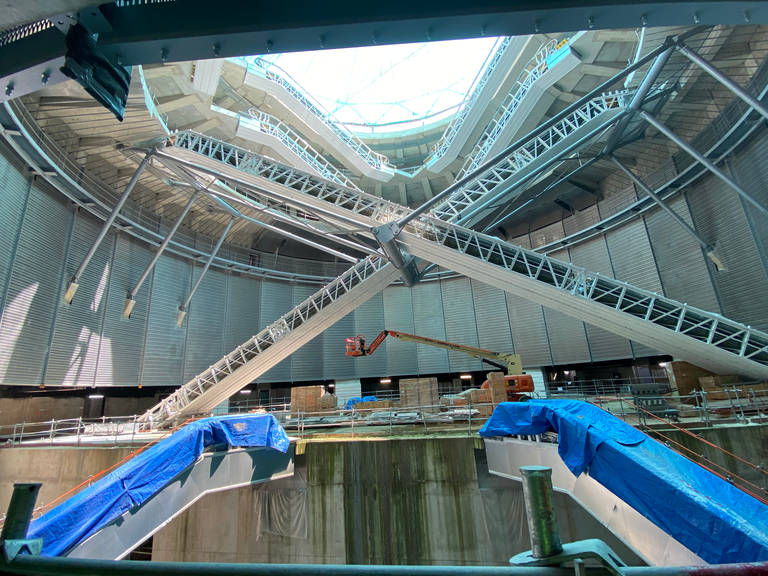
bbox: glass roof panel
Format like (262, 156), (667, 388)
(256, 37), (502, 129)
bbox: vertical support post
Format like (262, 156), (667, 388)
(177, 215), (236, 327)
(0, 483), (41, 541)
(124, 191), (199, 318)
(639, 111), (768, 217)
(610, 155), (724, 270)
(520, 466), (563, 558)
(65, 153), (151, 305)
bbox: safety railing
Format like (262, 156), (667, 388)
(430, 89), (634, 222)
(137, 65), (170, 132)
(246, 59), (394, 175)
(456, 39), (567, 179)
(241, 109), (360, 190)
(137, 256), (390, 426)
(0, 415), (152, 448)
(425, 36), (513, 166)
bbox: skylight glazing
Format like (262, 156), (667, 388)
(256, 38), (502, 131)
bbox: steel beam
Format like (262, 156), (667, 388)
(610, 155), (724, 270)
(64, 153), (151, 305)
(601, 47), (674, 155)
(677, 42), (768, 124)
(123, 190), (198, 318)
(639, 110), (768, 217)
(177, 216), (235, 327)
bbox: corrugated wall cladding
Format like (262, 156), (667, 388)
(182, 267), (226, 382)
(440, 277), (482, 372)
(323, 311), (356, 381)
(471, 279), (514, 355)
(291, 285), (324, 382)
(223, 274), (261, 353)
(542, 308), (591, 365)
(0, 182), (71, 384)
(259, 280), (293, 382)
(95, 234), (153, 386)
(46, 210), (112, 386)
(644, 196), (721, 313)
(353, 291), (387, 379)
(412, 282), (449, 374)
(567, 238), (633, 362)
(605, 219), (662, 357)
(727, 136), (768, 301)
(0, 153), (30, 313)
(141, 254), (191, 386)
(686, 170), (768, 331)
(505, 295), (553, 367)
(383, 286), (418, 376)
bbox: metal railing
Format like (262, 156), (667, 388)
(0, 416), (150, 448)
(456, 40), (567, 180)
(136, 65), (170, 131)
(246, 59), (394, 175)
(241, 109), (360, 190)
(425, 36), (513, 166)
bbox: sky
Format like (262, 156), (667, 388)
(256, 37), (502, 130)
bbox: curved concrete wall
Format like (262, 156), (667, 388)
(0, 127), (767, 388)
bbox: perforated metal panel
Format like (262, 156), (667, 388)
(568, 239), (633, 362)
(686, 171), (768, 331)
(353, 291), (387, 378)
(605, 219), (663, 357)
(0, 182), (71, 384)
(644, 196), (720, 313)
(504, 294), (552, 367)
(441, 277), (481, 372)
(542, 307), (591, 365)
(383, 285), (418, 376)
(323, 310), (356, 381)
(141, 254), (191, 386)
(47, 210), (112, 386)
(259, 280), (293, 382)
(96, 234), (153, 386)
(223, 274), (261, 353)
(182, 266), (226, 382)
(292, 284), (324, 382)
(471, 278), (514, 355)
(412, 282), (449, 374)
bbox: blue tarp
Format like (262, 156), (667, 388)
(29, 414), (289, 557)
(345, 396), (377, 410)
(480, 400), (768, 564)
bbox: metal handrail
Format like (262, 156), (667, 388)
(247, 59), (394, 174)
(426, 37), (513, 166)
(456, 40), (565, 179)
(242, 109), (360, 190)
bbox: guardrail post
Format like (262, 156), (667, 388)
(520, 466), (563, 558)
(0, 483), (41, 541)
(701, 391), (712, 427)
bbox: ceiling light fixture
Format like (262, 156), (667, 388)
(380, 378), (391, 384)
(460, 374), (472, 380)
(88, 394), (104, 399)
(240, 390), (251, 394)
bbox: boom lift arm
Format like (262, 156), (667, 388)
(345, 330), (522, 375)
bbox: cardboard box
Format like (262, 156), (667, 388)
(399, 377), (439, 413)
(665, 361), (715, 396)
(487, 372), (508, 405)
(291, 385), (327, 414)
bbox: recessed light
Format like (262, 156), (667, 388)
(380, 378), (391, 384)
(460, 374), (472, 380)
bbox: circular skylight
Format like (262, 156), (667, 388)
(257, 37), (502, 131)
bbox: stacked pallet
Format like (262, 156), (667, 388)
(665, 361), (716, 396)
(291, 386), (336, 414)
(399, 377), (439, 413)
(698, 375), (768, 400)
(486, 372), (509, 405)
(357, 399), (394, 410)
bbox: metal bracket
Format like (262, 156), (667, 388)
(511, 539), (628, 576)
(1, 538), (43, 562)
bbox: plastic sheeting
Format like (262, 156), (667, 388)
(29, 414), (290, 557)
(479, 400), (768, 564)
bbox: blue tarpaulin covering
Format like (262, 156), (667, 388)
(345, 396), (377, 410)
(480, 400), (768, 564)
(29, 414), (290, 557)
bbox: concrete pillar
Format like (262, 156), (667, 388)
(421, 177), (433, 200)
(398, 181), (408, 205)
(374, 183), (383, 198)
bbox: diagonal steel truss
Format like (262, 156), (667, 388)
(138, 256), (390, 426)
(170, 131), (768, 378)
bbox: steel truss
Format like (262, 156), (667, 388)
(430, 90), (633, 222)
(138, 256), (393, 426)
(171, 131), (768, 379)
